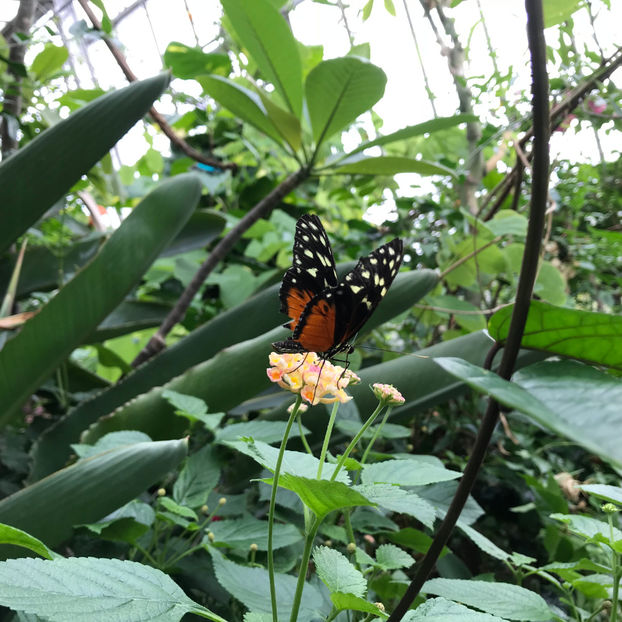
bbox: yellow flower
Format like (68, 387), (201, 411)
(267, 352), (360, 405)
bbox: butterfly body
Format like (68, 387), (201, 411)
(273, 215), (403, 359)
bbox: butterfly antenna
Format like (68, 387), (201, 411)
(312, 357), (328, 405)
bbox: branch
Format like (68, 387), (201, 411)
(75, 0), (237, 172)
(1, 0), (37, 158)
(480, 45), (622, 220)
(130, 167), (310, 368)
(387, 0), (550, 617)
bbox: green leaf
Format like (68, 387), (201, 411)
(71, 430), (152, 459)
(276, 475), (374, 518)
(404, 597), (507, 621)
(0, 440), (187, 554)
(345, 114), (477, 157)
(384, 0), (396, 16)
(210, 548), (326, 620)
(361, 459), (461, 487)
(485, 211), (528, 237)
(0, 74), (170, 254)
(208, 514), (302, 551)
(331, 593), (387, 616)
(434, 357), (622, 470)
(0, 557), (221, 622)
(0, 174), (201, 427)
(163, 41), (231, 78)
(489, 301), (622, 370)
(0, 524), (54, 560)
(543, 0), (582, 27)
(313, 546), (366, 596)
(29, 268), (436, 479)
(579, 484), (622, 506)
(257, 90), (302, 152)
(551, 513), (622, 552)
(173, 445), (221, 508)
(158, 497), (198, 521)
(215, 420), (309, 444)
(221, 0), (302, 115)
(225, 440), (350, 483)
(162, 390), (208, 417)
(30, 44), (68, 81)
(332, 155), (456, 178)
(305, 57), (386, 145)
(198, 75), (283, 145)
(375, 543), (415, 570)
(354, 484), (436, 529)
(422, 578), (551, 621)
(457, 523), (510, 562)
(423, 295), (487, 332)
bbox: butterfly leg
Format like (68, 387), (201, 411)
(311, 357), (328, 405)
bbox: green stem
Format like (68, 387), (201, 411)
(331, 402), (386, 482)
(609, 513), (620, 622)
(289, 516), (322, 622)
(297, 412), (313, 455)
(359, 407), (392, 472)
(268, 395), (302, 622)
(317, 402), (340, 479)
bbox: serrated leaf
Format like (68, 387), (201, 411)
(404, 596), (507, 621)
(277, 475), (374, 518)
(208, 514), (301, 551)
(306, 57), (386, 145)
(551, 513), (622, 552)
(579, 484), (622, 506)
(457, 523), (510, 562)
(361, 459), (461, 487)
(375, 543), (415, 570)
(353, 484), (436, 528)
(159, 497), (198, 521)
(210, 548), (326, 620)
(331, 592), (387, 616)
(488, 301), (622, 370)
(0, 557), (223, 622)
(422, 579), (551, 620)
(313, 546), (366, 596)
(162, 390), (208, 417)
(173, 445), (221, 508)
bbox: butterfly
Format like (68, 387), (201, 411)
(272, 214), (404, 359)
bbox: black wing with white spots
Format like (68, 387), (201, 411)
(274, 214), (404, 358)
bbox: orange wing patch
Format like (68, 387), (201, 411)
(295, 298), (337, 353)
(282, 285), (315, 329)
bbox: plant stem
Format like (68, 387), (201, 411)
(289, 516), (321, 622)
(268, 395), (302, 622)
(609, 513), (620, 622)
(331, 402), (385, 482)
(359, 407), (392, 470)
(297, 412), (313, 455)
(317, 402), (340, 479)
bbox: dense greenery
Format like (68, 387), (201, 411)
(0, 0), (621, 620)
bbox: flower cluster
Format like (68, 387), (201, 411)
(371, 382), (405, 406)
(267, 352), (360, 405)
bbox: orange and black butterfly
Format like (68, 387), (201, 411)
(272, 214), (403, 359)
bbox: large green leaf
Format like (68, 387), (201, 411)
(0, 439), (187, 556)
(0, 174), (202, 427)
(331, 155), (456, 178)
(488, 301), (622, 370)
(0, 74), (170, 254)
(305, 57), (386, 146)
(435, 357), (622, 470)
(344, 114), (477, 157)
(197, 75), (283, 145)
(31, 268), (438, 480)
(163, 41), (231, 79)
(88, 301), (171, 342)
(221, 0), (302, 115)
(422, 578), (551, 620)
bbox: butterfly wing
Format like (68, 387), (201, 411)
(278, 214), (338, 330)
(291, 237), (404, 356)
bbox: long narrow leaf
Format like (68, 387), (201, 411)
(0, 74), (170, 254)
(0, 174), (202, 427)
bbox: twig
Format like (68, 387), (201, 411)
(130, 167), (310, 368)
(75, 0), (237, 172)
(387, 1), (550, 617)
(77, 191), (106, 232)
(439, 236), (502, 280)
(403, 0), (437, 118)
